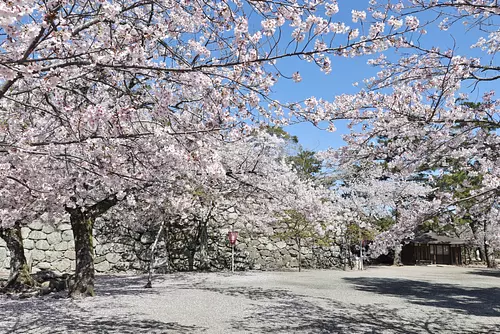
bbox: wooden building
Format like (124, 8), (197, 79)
(401, 231), (465, 265)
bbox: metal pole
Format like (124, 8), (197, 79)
(231, 224), (235, 273)
(359, 239), (363, 270)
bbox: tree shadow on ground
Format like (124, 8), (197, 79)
(468, 269), (500, 279)
(343, 277), (500, 317)
(0, 275), (207, 333)
(94, 274), (157, 296)
(94, 273), (210, 295)
(198, 285), (499, 334)
(0, 295), (205, 334)
(193, 286), (295, 301)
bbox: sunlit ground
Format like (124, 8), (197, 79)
(1, 266), (499, 333)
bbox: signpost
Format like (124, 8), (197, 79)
(228, 230), (238, 273)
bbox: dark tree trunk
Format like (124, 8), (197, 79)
(184, 220), (199, 271)
(198, 222), (209, 271)
(340, 233), (351, 270)
(66, 194), (119, 298)
(339, 232), (349, 271)
(483, 221), (497, 268)
(392, 203), (403, 266)
(469, 221), (485, 261)
(484, 243), (497, 268)
(297, 238), (302, 272)
(346, 236), (354, 269)
(197, 204), (214, 272)
(464, 247), (471, 265)
(187, 248), (195, 271)
(68, 210), (95, 297)
(0, 223), (35, 291)
(340, 244), (348, 271)
(163, 223), (171, 272)
(393, 243), (402, 266)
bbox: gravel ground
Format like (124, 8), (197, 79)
(1, 266), (499, 333)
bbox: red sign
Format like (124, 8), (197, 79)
(228, 231), (238, 245)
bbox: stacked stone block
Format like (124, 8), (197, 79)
(0, 221), (76, 273)
(1, 220), (343, 274)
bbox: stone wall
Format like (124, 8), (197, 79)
(0, 219), (342, 274)
(0, 220), (75, 273)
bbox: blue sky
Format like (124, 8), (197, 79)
(276, 55), (375, 151)
(264, 2), (499, 152)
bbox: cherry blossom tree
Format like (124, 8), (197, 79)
(105, 132), (343, 280)
(1, 120), (217, 296)
(314, 1), (499, 266)
(0, 0), (409, 295)
(1, 0), (499, 296)
(0, 154), (61, 290)
(321, 160), (437, 264)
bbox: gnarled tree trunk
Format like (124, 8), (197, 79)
(198, 204), (214, 271)
(392, 204), (402, 266)
(482, 220), (497, 268)
(393, 243), (402, 266)
(297, 237), (302, 272)
(198, 221), (209, 271)
(68, 209), (95, 297)
(0, 223), (35, 291)
(469, 221), (485, 261)
(66, 194), (119, 298)
(484, 243), (497, 268)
